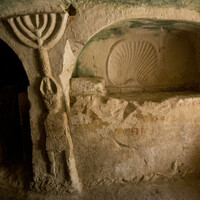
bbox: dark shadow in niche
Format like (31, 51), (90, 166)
(64, 4), (77, 16)
(0, 39), (32, 189)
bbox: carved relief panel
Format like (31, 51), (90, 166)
(75, 19), (200, 93)
(107, 40), (158, 86)
(7, 13), (82, 192)
(8, 13), (68, 76)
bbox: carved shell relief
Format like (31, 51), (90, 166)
(107, 40), (158, 87)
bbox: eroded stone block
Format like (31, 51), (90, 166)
(70, 77), (106, 95)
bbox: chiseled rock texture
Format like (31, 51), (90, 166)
(70, 92), (200, 188)
(0, 0), (200, 199)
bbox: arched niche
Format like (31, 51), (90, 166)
(0, 39), (32, 176)
(74, 19), (200, 94)
(68, 18), (200, 188)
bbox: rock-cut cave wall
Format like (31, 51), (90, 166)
(0, 0), (200, 199)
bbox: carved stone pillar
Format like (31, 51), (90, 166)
(7, 13), (82, 192)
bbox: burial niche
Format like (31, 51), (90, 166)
(74, 19), (200, 94)
(0, 39), (31, 167)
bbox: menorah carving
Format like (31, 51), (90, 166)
(8, 13), (68, 76)
(7, 13), (82, 192)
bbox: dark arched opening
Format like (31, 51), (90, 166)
(0, 39), (32, 186)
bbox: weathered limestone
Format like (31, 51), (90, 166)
(8, 13), (68, 75)
(70, 92), (200, 186)
(0, 0), (200, 199)
(76, 19), (200, 93)
(70, 77), (106, 95)
(7, 12), (82, 192)
(107, 40), (158, 86)
(40, 76), (82, 192)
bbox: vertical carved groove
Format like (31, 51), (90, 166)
(41, 13), (57, 42)
(47, 13), (69, 49)
(35, 14), (40, 28)
(22, 15), (35, 31)
(40, 14), (48, 34)
(16, 17), (37, 41)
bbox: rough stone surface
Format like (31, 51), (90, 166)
(62, 0), (200, 14)
(70, 92), (200, 188)
(0, 0), (200, 199)
(70, 77), (106, 95)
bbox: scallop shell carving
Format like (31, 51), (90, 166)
(107, 40), (158, 86)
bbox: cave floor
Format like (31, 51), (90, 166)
(0, 177), (200, 200)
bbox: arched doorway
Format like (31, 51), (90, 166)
(0, 39), (32, 177)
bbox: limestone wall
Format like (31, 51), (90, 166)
(0, 0), (200, 193)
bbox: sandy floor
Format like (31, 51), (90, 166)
(0, 177), (200, 200)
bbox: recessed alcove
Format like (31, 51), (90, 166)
(0, 39), (32, 188)
(75, 19), (200, 96)
(69, 19), (200, 197)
